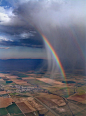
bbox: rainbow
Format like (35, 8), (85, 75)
(41, 34), (69, 97)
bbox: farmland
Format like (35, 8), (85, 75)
(68, 93), (86, 104)
(36, 78), (64, 86)
(0, 71), (86, 116)
(13, 114), (24, 116)
(11, 79), (28, 85)
(6, 103), (22, 115)
(16, 102), (32, 113)
(0, 108), (8, 115)
(0, 97), (13, 108)
(26, 79), (50, 86)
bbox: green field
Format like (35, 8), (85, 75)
(9, 93), (19, 96)
(18, 74), (28, 78)
(27, 79), (50, 86)
(6, 103), (22, 114)
(15, 73), (28, 78)
(12, 72), (28, 78)
(0, 108), (8, 115)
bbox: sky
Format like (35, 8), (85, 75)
(0, 0), (86, 67)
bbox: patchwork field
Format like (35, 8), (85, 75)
(51, 99), (66, 106)
(28, 97), (44, 110)
(12, 96), (36, 112)
(12, 96), (25, 103)
(36, 78), (64, 86)
(36, 97), (57, 108)
(0, 72), (86, 116)
(11, 79), (29, 85)
(36, 93), (64, 100)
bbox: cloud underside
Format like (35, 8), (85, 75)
(0, 38), (44, 48)
(0, 24), (44, 47)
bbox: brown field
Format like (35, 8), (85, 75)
(36, 97), (57, 108)
(37, 93), (62, 99)
(0, 73), (5, 77)
(24, 101), (36, 111)
(51, 99), (66, 106)
(0, 97), (14, 108)
(38, 109), (55, 116)
(28, 97), (44, 110)
(36, 78), (64, 85)
(36, 93), (66, 106)
(22, 77), (35, 80)
(46, 112), (56, 116)
(0, 91), (7, 95)
(43, 86), (60, 92)
(12, 96), (32, 103)
(16, 102), (33, 113)
(68, 94), (86, 104)
(0, 79), (4, 81)
(12, 97), (23, 103)
(12, 97), (36, 112)
(12, 96), (30, 103)
(11, 79), (29, 85)
(6, 75), (18, 79)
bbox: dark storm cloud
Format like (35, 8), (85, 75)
(0, 10), (44, 48)
(0, 3), (44, 48)
(0, 29), (44, 48)
(0, 39), (43, 48)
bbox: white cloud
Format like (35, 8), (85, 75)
(0, 12), (11, 23)
(20, 32), (34, 38)
(0, 6), (6, 13)
(13, 0), (85, 30)
(0, 36), (13, 42)
(2, 0), (85, 28)
(0, 6), (15, 25)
